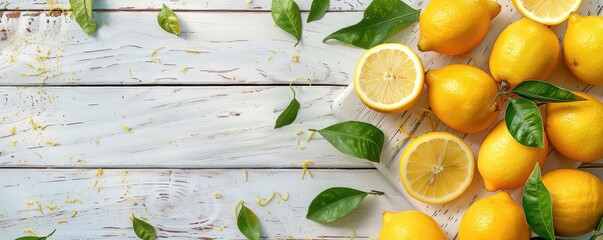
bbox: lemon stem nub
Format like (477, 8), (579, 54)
(368, 190), (385, 196)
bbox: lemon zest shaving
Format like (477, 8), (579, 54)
(9, 55), (15, 63)
(45, 204), (58, 211)
(121, 124), (131, 132)
(398, 125), (418, 139)
(296, 130), (303, 135)
(58, 220), (68, 224)
(36, 201), (43, 215)
(292, 54), (300, 62)
(128, 68), (134, 78)
(244, 169), (248, 182)
(10, 141), (18, 147)
(255, 191), (276, 206)
(150, 46), (165, 57)
(347, 227), (357, 240)
(64, 199), (81, 204)
(29, 118), (37, 130)
(306, 131), (316, 143)
(214, 192), (223, 199)
(246, 0), (253, 4)
(150, 57), (160, 62)
(46, 140), (58, 146)
(23, 229), (36, 236)
(93, 179), (98, 188)
(9, 126), (16, 135)
(277, 191), (289, 201)
(301, 160), (315, 180)
(184, 50), (201, 54)
(179, 67), (188, 73)
(218, 227), (223, 231)
(96, 168), (103, 176)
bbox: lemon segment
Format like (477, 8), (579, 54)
(400, 132), (474, 204)
(354, 43), (424, 113)
(512, 0), (582, 25)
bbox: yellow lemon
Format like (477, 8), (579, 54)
(379, 210), (447, 240)
(489, 18), (560, 87)
(545, 92), (603, 162)
(418, 0), (500, 55)
(458, 192), (530, 240)
(478, 121), (548, 191)
(542, 169), (603, 236)
(563, 13), (603, 86)
(400, 132), (474, 204)
(512, 0), (582, 25)
(353, 43), (424, 113)
(425, 64), (500, 133)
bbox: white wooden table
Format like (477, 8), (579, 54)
(0, 0), (601, 239)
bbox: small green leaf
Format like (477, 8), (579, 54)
(69, 0), (97, 35)
(15, 229), (56, 240)
(157, 4), (181, 35)
(237, 204), (260, 240)
(307, 187), (382, 223)
(522, 164), (555, 240)
(323, 0), (420, 49)
(308, 0), (330, 23)
(272, 0), (302, 44)
(505, 98), (544, 148)
(132, 215), (157, 240)
(275, 98), (300, 128)
(591, 216), (603, 240)
(511, 80), (587, 103)
(311, 121), (384, 162)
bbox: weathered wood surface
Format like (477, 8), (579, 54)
(0, 86), (378, 168)
(0, 168), (411, 239)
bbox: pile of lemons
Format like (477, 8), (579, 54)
(352, 0), (603, 239)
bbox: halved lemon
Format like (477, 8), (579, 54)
(512, 0), (582, 25)
(353, 43), (424, 113)
(400, 132), (474, 204)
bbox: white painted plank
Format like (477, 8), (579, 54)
(331, 0), (603, 238)
(0, 86), (377, 168)
(0, 11), (370, 85)
(3, 0), (373, 11)
(0, 168), (412, 239)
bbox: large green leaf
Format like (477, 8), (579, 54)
(307, 0), (330, 23)
(15, 230), (56, 240)
(237, 204), (260, 240)
(306, 187), (368, 223)
(505, 98), (544, 148)
(511, 80), (586, 103)
(323, 0), (419, 49)
(522, 164), (555, 240)
(69, 0), (97, 35)
(271, 0), (302, 44)
(311, 121), (384, 162)
(157, 4), (181, 35)
(132, 215), (157, 240)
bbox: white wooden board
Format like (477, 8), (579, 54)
(332, 0), (603, 239)
(0, 168), (412, 239)
(0, 11), (368, 85)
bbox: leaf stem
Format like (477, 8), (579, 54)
(368, 190), (385, 196)
(308, 129), (318, 132)
(489, 81), (511, 108)
(289, 78), (312, 99)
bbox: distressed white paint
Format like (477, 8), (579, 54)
(0, 168), (413, 239)
(0, 86), (378, 168)
(332, 0), (603, 238)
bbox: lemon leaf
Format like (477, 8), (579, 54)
(308, 0), (330, 23)
(505, 98), (544, 148)
(132, 215), (157, 240)
(69, 0), (97, 35)
(323, 0), (419, 49)
(237, 204), (260, 240)
(522, 164), (555, 240)
(310, 121), (384, 162)
(274, 98), (300, 129)
(511, 80), (587, 103)
(306, 187), (382, 223)
(272, 0), (302, 44)
(157, 4), (181, 36)
(15, 230), (56, 240)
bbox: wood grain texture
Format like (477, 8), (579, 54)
(0, 168), (412, 239)
(2, 0), (372, 11)
(0, 86), (378, 168)
(0, 11), (369, 85)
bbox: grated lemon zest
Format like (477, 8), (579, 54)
(213, 192), (223, 199)
(29, 118), (37, 130)
(131, 199), (138, 206)
(64, 199), (81, 204)
(9, 55), (15, 63)
(270, 50), (277, 54)
(10, 141), (17, 147)
(184, 50), (201, 54)
(40, 125), (47, 131)
(179, 67), (188, 73)
(128, 68), (134, 78)
(24, 201), (34, 206)
(71, 210), (78, 218)
(150, 57), (160, 62)
(93, 179), (98, 188)
(246, 0), (253, 4)
(292, 54), (300, 62)
(121, 124), (131, 132)
(9, 126), (16, 135)
(46, 140), (58, 146)
(150, 46), (165, 57)
(95, 139), (101, 145)
(346, 227), (357, 240)
(45, 204), (58, 211)
(244, 169), (248, 182)
(296, 130), (303, 135)
(255, 191), (276, 206)
(398, 125), (418, 139)
(267, 56), (273, 61)
(306, 131), (316, 143)
(301, 160), (315, 180)
(58, 220), (68, 224)
(277, 191), (289, 201)
(218, 227), (223, 231)
(36, 201), (43, 215)
(121, 232), (126, 236)
(23, 229), (36, 236)
(96, 168), (103, 176)
(128, 215), (133, 221)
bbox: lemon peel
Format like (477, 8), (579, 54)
(301, 160), (315, 180)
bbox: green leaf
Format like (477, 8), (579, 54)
(157, 4), (181, 35)
(237, 204), (260, 240)
(522, 164), (555, 240)
(511, 80), (587, 103)
(308, 0), (330, 23)
(311, 121), (384, 162)
(132, 215), (157, 240)
(69, 0), (97, 35)
(505, 98), (544, 148)
(272, 0), (302, 44)
(274, 98), (300, 128)
(323, 0), (419, 49)
(591, 216), (603, 240)
(306, 187), (377, 223)
(15, 229), (56, 240)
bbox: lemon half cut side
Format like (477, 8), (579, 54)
(512, 0), (582, 25)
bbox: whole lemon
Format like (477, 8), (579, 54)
(489, 18), (560, 87)
(378, 210), (447, 240)
(478, 121), (548, 191)
(418, 0), (500, 55)
(426, 64), (501, 133)
(545, 92), (603, 162)
(542, 169), (603, 236)
(458, 192), (530, 240)
(563, 13), (603, 85)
